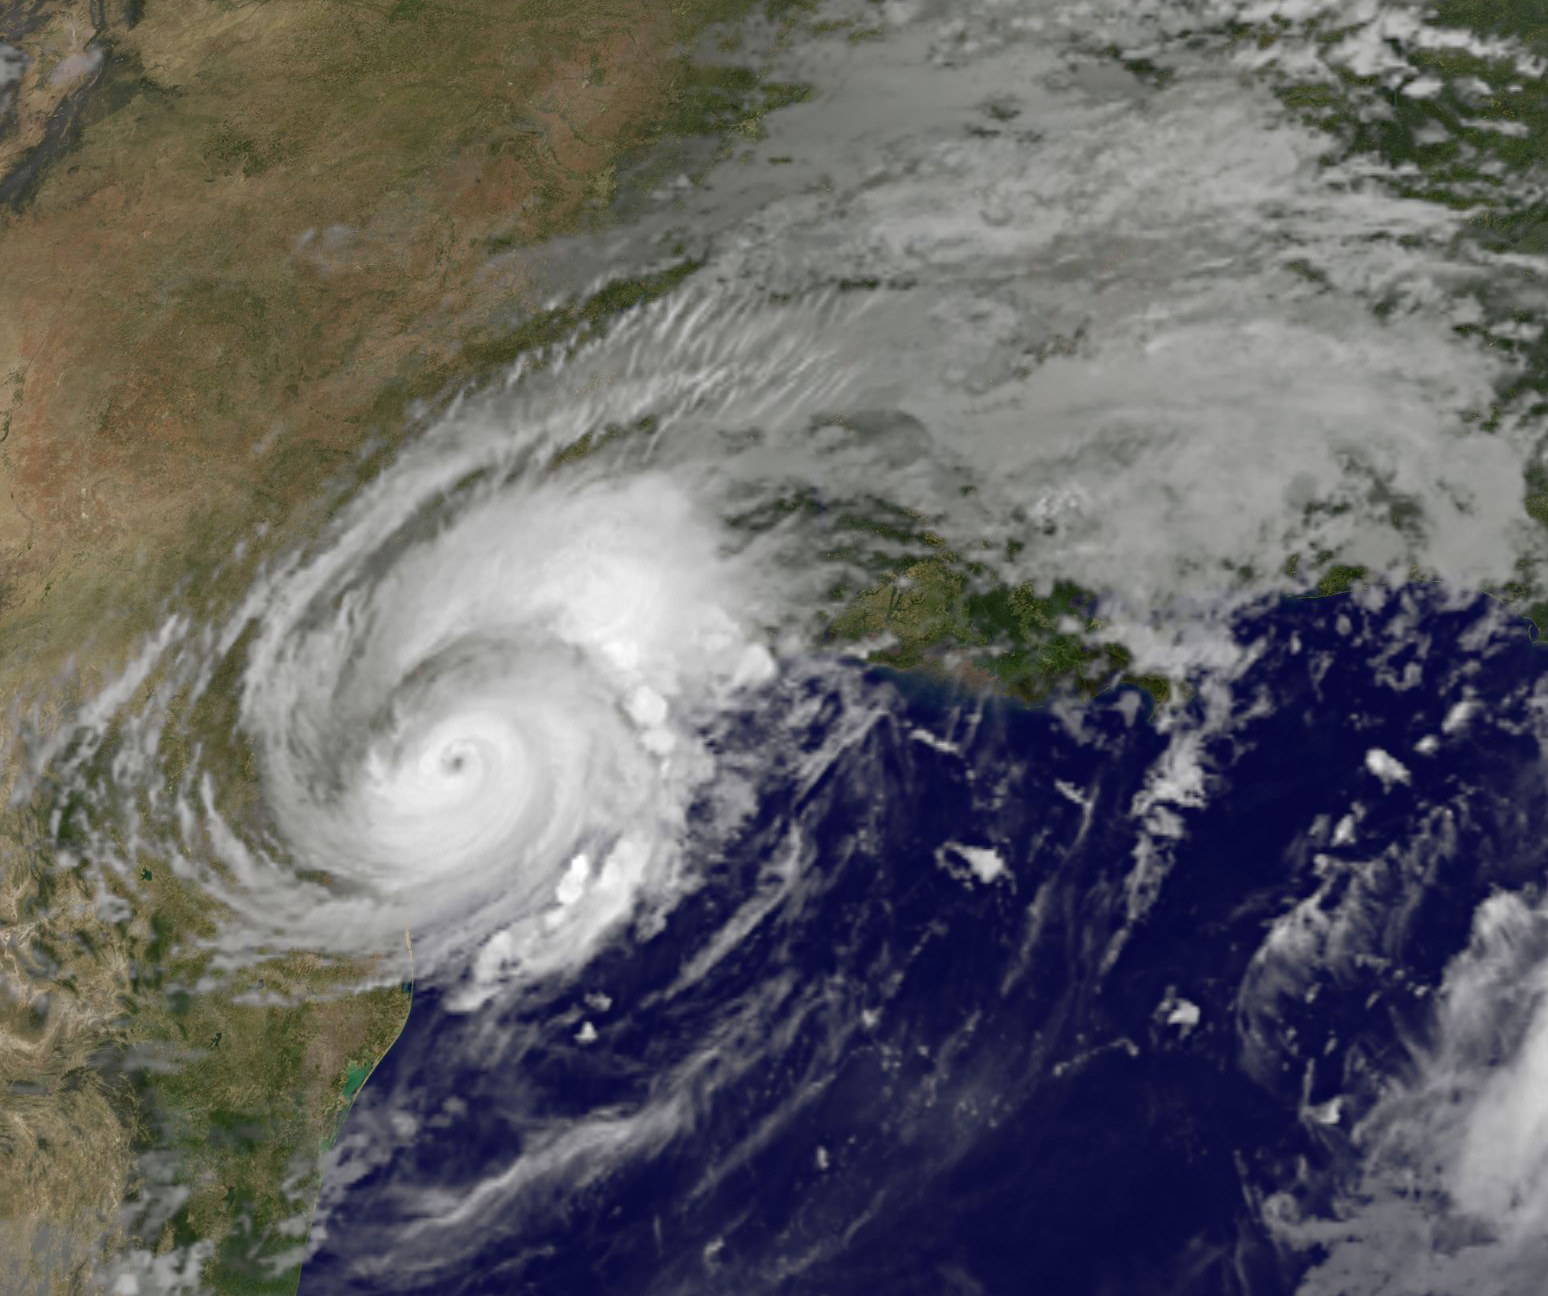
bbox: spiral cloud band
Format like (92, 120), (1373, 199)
(246, 473), (771, 980)
(281, 489), (774, 991)
(40, 0), (1548, 1004)
(30, 286), (875, 1008)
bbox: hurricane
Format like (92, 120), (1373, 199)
(31, 289), (881, 1004)
(230, 466), (774, 983)
(23, 0), (1548, 1293)
(36, 0), (1548, 996)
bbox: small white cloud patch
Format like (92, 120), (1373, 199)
(936, 842), (1008, 886)
(1055, 779), (1091, 808)
(1166, 999), (1201, 1031)
(1364, 748), (1411, 789)
(1155, 987), (1201, 1037)
(555, 853), (590, 907)
(910, 728), (959, 754)
(1305, 1096), (1342, 1126)
(1443, 700), (1478, 734)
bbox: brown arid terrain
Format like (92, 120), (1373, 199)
(0, 0), (725, 689)
(0, 0), (819, 1289)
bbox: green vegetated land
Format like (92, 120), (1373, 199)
(829, 551), (1174, 709)
(748, 486), (1176, 710)
(128, 971), (410, 1296)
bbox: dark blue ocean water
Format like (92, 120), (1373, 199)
(297, 590), (1548, 1296)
